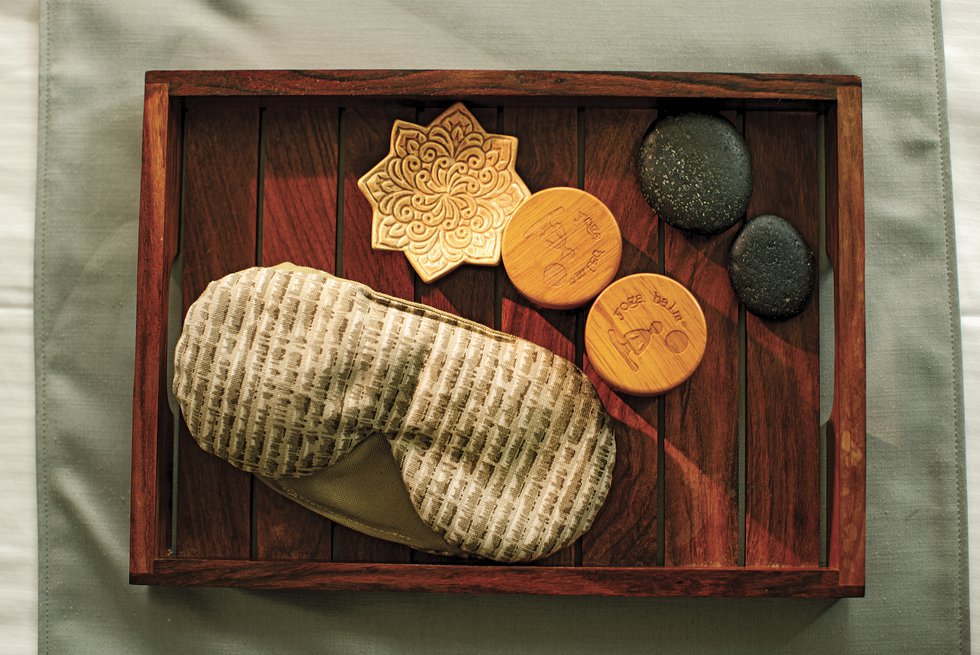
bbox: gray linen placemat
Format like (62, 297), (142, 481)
(35, 0), (968, 652)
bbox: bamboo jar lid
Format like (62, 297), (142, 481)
(585, 273), (707, 396)
(501, 188), (622, 309)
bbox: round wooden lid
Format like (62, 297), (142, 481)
(585, 273), (707, 396)
(501, 187), (622, 309)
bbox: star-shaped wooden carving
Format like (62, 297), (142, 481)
(358, 103), (531, 283)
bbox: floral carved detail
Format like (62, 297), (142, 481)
(358, 103), (531, 283)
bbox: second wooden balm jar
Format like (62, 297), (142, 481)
(501, 188), (622, 310)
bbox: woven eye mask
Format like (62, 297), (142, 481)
(173, 265), (616, 563)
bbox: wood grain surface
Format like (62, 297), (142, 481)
(826, 86), (866, 587)
(501, 106), (579, 566)
(149, 70), (858, 103)
(138, 558), (862, 597)
(131, 83), (180, 574)
(413, 104), (498, 322)
(743, 111), (821, 567)
(174, 104), (257, 558)
(335, 104), (416, 563)
(252, 106), (339, 561)
(662, 112), (742, 567)
(663, 224), (740, 566)
(581, 107), (661, 566)
(411, 105), (500, 565)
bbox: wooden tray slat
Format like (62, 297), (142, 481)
(500, 106), (580, 566)
(826, 85), (866, 587)
(334, 104), (416, 563)
(410, 105), (500, 565)
(743, 111), (821, 566)
(174, 105), (258, 558)
(413, 103), (498, 327)
(581, 107), (661, 566)
(260, 106), (339, 269)
(138, 558), (859, 597)
(131, 82), (182, 574)
(663, 224), (740, 566)
(148, 70), (858, 103)
(663, 111), (740, 566)
(252, 106), (340, 560)
(416, 260), (497, 326)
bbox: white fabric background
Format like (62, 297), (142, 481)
(0, 0), (975, 652)
(947, 2), (980, 650)
(0, 1), (40, 653)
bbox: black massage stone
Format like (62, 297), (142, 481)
(728, 214), (816, 320)
(637, 113), (753, 235)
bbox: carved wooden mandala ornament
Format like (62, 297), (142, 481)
(358, 103), (531, 283)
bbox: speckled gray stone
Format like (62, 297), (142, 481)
(637, 113), (753, 235)
(728, 214), (816, 320)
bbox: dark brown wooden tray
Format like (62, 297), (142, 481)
(131, 70), (865, 596)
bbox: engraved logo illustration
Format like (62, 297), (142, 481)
(608, 322), (690, 371)
(606, 290), (689, 371)
(529, 207), (605, 288)
(358, 103), (531, 282)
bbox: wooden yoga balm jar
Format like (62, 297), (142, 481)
(586, 273), (707, 396)
(502, 187), (622, 310)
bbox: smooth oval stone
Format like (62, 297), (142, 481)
(728, 214), (816, 320)
(637, 113), (753, 235)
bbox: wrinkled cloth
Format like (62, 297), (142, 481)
(35, 0), (968, 652)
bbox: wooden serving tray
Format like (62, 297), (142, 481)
(131, 70), (865, 597)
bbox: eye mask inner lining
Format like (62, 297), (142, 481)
(258, 431), (464, 557)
